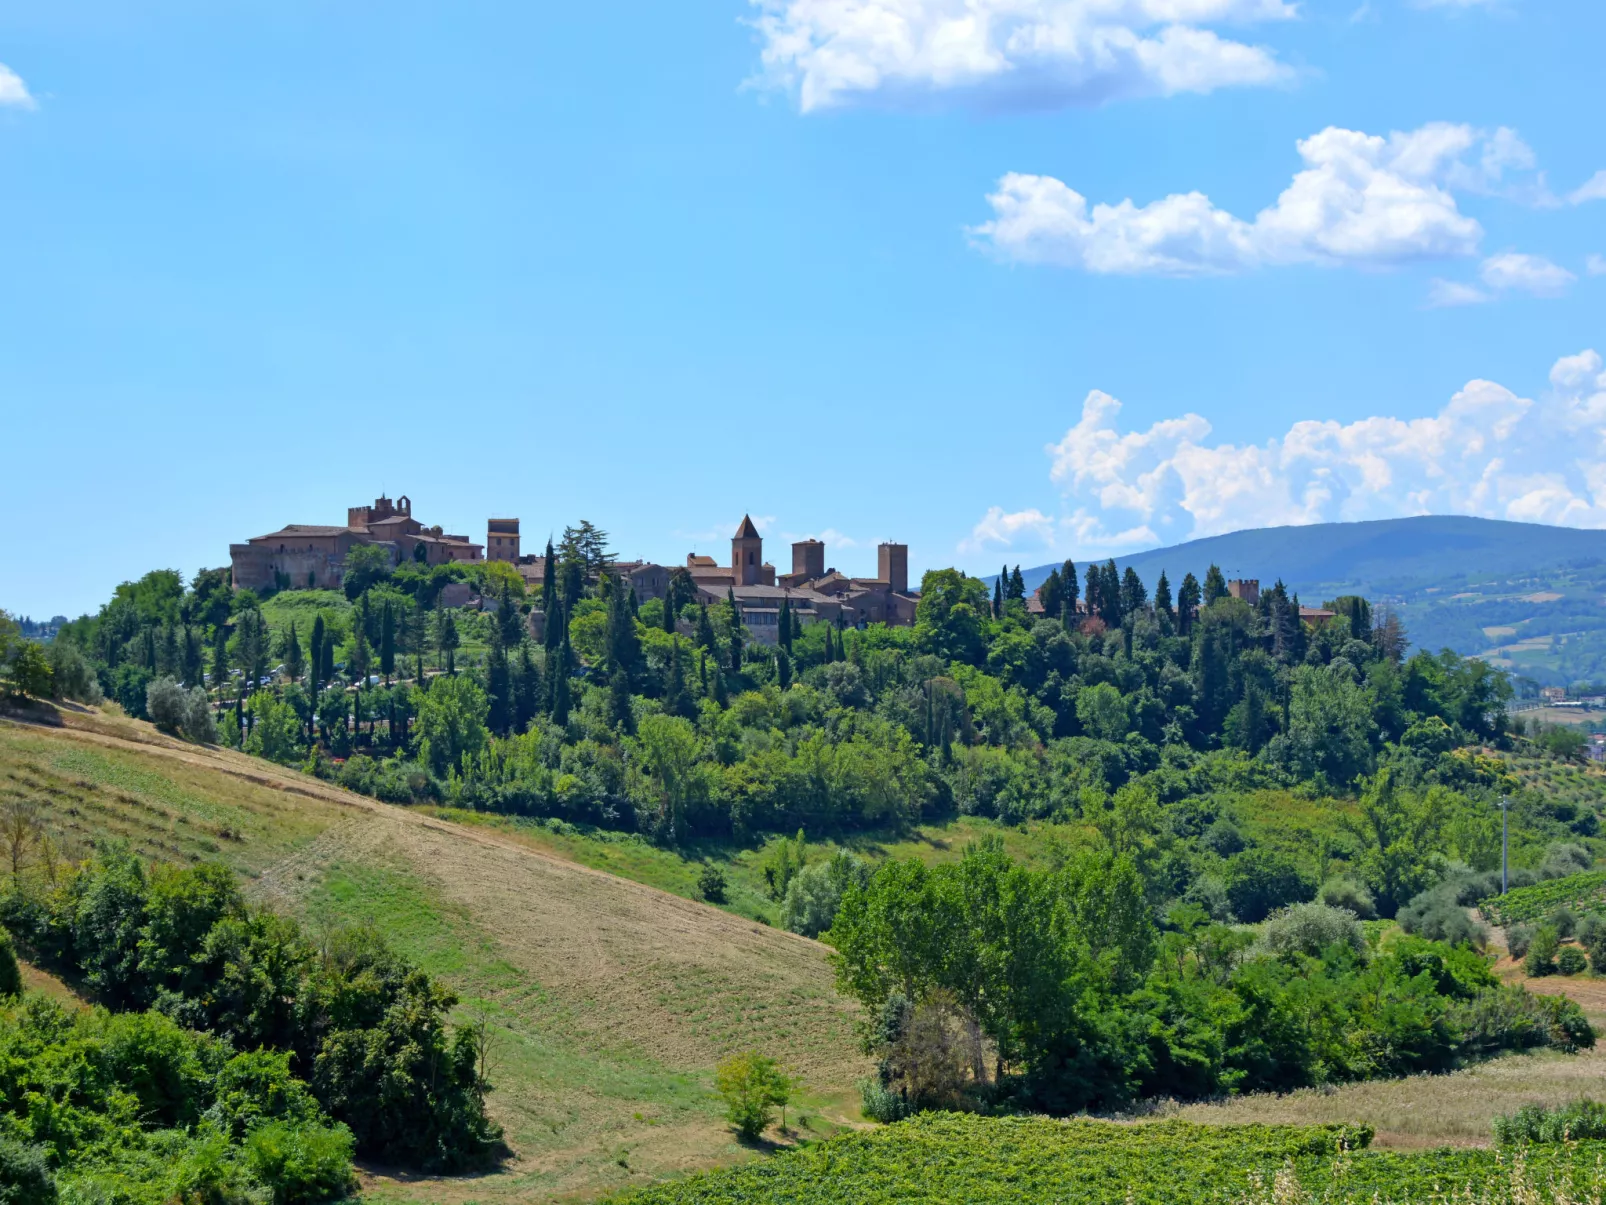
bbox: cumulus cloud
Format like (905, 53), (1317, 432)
(1426, 278), (1491, 307)
(972, 123), (1505, 275)
(0, 63), (33, 109)
(748, 0), (1295, 113)
(1570, 171), (1606, 206)
(959, 506), (1057, 555)
(1479, 252), (1575, 296)
(962, 350), (1606, 555)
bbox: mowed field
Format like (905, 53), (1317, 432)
(0, 706), (869, 1202)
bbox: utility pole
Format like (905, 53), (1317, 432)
(1500, 795), (1509, 895)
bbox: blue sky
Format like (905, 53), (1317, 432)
(2, 0), (1603, 619)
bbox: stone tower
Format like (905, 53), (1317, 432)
(878, 542), (909, 594)
(487, 518), (520, 563)
(792, 539), (825, 582)
(732, 515), (763, 587)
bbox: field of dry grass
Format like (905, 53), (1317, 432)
(0, 705), (868, 1202)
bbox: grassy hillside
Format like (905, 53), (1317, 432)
(0, 705), (868, 1202)
(1009, 516), (1606, 684)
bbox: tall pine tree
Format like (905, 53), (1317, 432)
(380, 603), (395, 685)
(1154, 571), (1174, 624)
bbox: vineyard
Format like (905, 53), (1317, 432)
(1480, 870), (1606, 926)
(611, 1114), (1606, 1204)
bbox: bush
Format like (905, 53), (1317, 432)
(1557, 944), (1589, 976)
(1318, 878), (1377, 920)
(781, 850), (870, 939)
(1547, 906), (1578, 939)
(1224, 849), (1314, 924)
(241, 1120), (358, 1204)
(146, 676), (189, 734)
(1257, 903), (1366, 960)
(0, 928), (21, 999)
(183, 685), (217, 743)
(46, 640), (102, 705)
(1506, 923), (1534, 960)
(1397, 889), (1487, 948)
(698, 862), (727, 904)
(0, 1135), (55, 1205)
(1495, 1098), (1606, 1145)
(1524, 925), (1560, 977)
(859, 1078), (910, 1123)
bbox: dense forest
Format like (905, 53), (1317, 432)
(4, 525), (1600, 1122)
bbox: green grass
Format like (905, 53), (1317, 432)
(609, 1113), (1606, 1204)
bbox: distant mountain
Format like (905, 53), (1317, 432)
(999, 517), (1606, 684)
(1008, 517), (1606, 601)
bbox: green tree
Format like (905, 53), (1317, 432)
(635, 713), (708, 842)
(4, 641), (53, 699)
(1176, 572), (1202, 635)
(1203, 564), (1229, 606)
(914, 570), (988, 665)
(1076, 682), (1128, 742)
(308, 616), (324, 694)
(1060, 559), (1079, 615)
(437, 605), (459, 676)
(1154, 570), (1173, 622)
(416, 676), (490, 777)
(380, 602), (395, 685)
(342, 544), (394, 600)
(283, 622), (304, 685)
(714, 1052), (791, 1141)
(778, 595), (793, 651)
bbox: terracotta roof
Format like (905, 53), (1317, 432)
(735, 515), (761, 539)
(251, 525), (347, 541)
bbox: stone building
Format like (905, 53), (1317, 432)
(230, 495), (483, 591)
(685, 516), (917, 645)
(487, 518), (520, 563)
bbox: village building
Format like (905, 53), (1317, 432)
(230, 495), (483, 591)
(682, 517), (917, 645)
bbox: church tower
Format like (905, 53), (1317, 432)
(732, 515), (763, 587)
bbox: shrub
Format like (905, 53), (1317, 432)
(1557, 944), (1589, 976)
(1397, 887), (1487, 948)
(146, 676), (189, 734)
(1317, 878), (1377, 921)
(1506, 923), (1535, 960)
(0, 928), (21, 999)
(45, 640), (101, 705)
(859, 1078), (910, 1123)
(1548, 906), (1578, 939)
(183, 686), (218, 743)
(0, 1136), (55, 1205)
(1182, 875), (1234, 923)
(782, 850), (870, 939)
(1525, 925), (1560, 977)
(1224, 849), (1314, 924)
(241, 1119), (358, 1204)
(1257, 903), (1367, 961)
(698, 862), (727, 904)
(715, 1051), (791, 1141)
(1495, 1098), (1606, 1145)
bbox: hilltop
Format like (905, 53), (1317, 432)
(1009, 516), (1606, 687)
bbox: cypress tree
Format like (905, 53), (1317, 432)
(1061, 559), (1079, 613)
(1154, 571), (1174, 623)
(778, 596), (793, 652)
(608, 666), (634, 734)
(727, 600), (744, 675)
(698, 648), (708, 697)
(212, 621), (230, 711)
(696, 602), (716, 651)
(542, 538), (557, 617)
(1084, 563), (1100, 623)
(992, 572), (1004, 618)
(1177, 572), (1202, 635)
(515, 641), (540, 731)
(182, 624), (204, 689)
(712, 662), (729, 708)
(665, 639), (692, 718)
(1203, 564), (1229, 606)
(380, 603), (395, 685)
(1120, 566), (1147, 617)
(1007, 565), (1025, 602)
(776, 647), (792, 690)
(628, 586), (639, 621)
(662, 591), (676, 634)
(1039, 570), (1063, 620)
(284, 622), (304, 686)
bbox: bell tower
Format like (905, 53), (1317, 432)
(732, 515), (763, 587)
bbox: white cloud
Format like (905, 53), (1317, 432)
(959, 506), (1056, 555)
(1587, 254), (1606, 277)
(1479, 251), (1575, 296)
(1570, 171), (1606, 206)
(973, 123), (1495, 275)
(783, 526), (861, 549)
(963, 349), (1606, 556)
(1427, 278), (1491, 307)
(748, 0), (1295, 113)
(0, 64), (33, 109)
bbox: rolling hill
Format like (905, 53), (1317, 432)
(0, 705), (868, 1202)
(1005, 516), (1606, 688)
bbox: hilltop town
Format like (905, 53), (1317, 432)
(232, 494), (918, 643)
